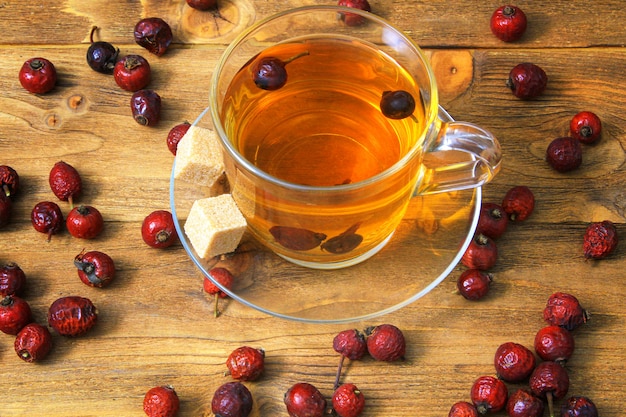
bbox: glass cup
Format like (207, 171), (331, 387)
(208, 5), (501, 270)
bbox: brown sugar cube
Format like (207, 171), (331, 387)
(174, 125), (225, 188)
(184, 194), (247, 259)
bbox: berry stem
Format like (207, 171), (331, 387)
(89, 26), (98, 43)
(547, 391), (554, 417)
(214, 293), (220, 318)
(334, 354), (346, 390)
(283, 51), (310, 65)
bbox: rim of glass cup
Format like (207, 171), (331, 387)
(208, 5), (440, 195)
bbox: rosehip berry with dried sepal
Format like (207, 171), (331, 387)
(114, 54), (151, 92)
(490, 5), (528, 42)
(570, 111), (602, 145)
(476, 202), (508, 239)
(166, 122), (191, 155)
(226, 346), (265, 381)
(365, 323), (406, 362)
(333, 383), (365, 417)
(0, 193), (12, 228)
(75, 250), (116, 288)
(49, 161), (82, 207)
(0, 262), (26, 297)
(529, 361), (569, 417)
(0, 165), (19, 198)
(142, 210), (177, 248)
(338, 0), (372, 27)
(204, 267), (234, 318)
(143, 385), (180, 417)
(543, 292), (589, 331)
(502, 185), (535, 222)
(333, 328), (367, 389)
(461, 233), (498, 270)
(507, 63), (548, 99)
(31, 201), (64, 241)
(546, 137), (583, 172)
(506, 389), (545, 417)
(560, 396), (598, 417)
(284, 382), (326, 417)
(494, 341), (536, 382)
(14, 322), (53, 363)
(583, 220), (618, 259)
(457, 269), (493, 300)
(66, 205), (104, 239)
(134, 17), (173, 57)
(48, 296), (97, 337)
(19, 57), (57, 94)
(132, 89), (162, 126)
(448, 401), (479, 417)
(470, 375), (508, 414)
(534, 325), (575, 363)
(0, 295), (32, 335)
(212, 381), (253, 417)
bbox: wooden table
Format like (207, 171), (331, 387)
(1, 1), (624, 416)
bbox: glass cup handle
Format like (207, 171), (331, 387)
(415, 121), (502, 195)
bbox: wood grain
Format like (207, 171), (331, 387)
(1, 1), (625, 416)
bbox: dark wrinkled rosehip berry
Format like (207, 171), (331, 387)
(332, 383), (365, 417)
(0, 165), (19, 198)
(187, 0), (218, 10)
(49, 161), (82, 206)
(114, 54), (151, 92)
(0, 295), (32, 335)
(543, 292), (589, 331)
(321, 223), (363, 254)
(506, 389), (545, 417)
(48, 296), (98, 337)
(490, 5), (527, 42)
(75, 250), (116, 288)
(166, 122), (191, 155)
(131, 89), (161, 126)
(226, 346), (265, 381)
(212, 381), (253, 417)
(19, 57), (57, 94)
(380, 90), (416, 119)
(502, 185), (535, 222)
(534, 325), (575, 363)
(338, 0), (372, 26)
(31, 201), (64, 241)
(470, 375), (508, 414)
(86, 26), (119, 74)
(494, 341), (536, 382)
(204, 267), (234, 318)
(507, 63), (548, 99)
(570, 111), (602, 145)
(529, 361), (570, 417)
(477, 202), (508, 239)
(560, 395), (598, 417)
(143, 385), (180, 417)
(284, 382), (326, 417)
(546, 136), (583, 172)
(0, 263), (26, 297)
(583, 220), (618, 259)
(269, 225), (327, 251)
(448, 401), (479, 417)
(14, 322), (53, 363)
(365, 323), (406, 362)
(66, 205), (104, 239)
(134, 17), (173, 57)
(0, 193), (12, 228)
(252, 52), (309, 91)
(457, 269), (493, 300)
(461, 233), (498, 270)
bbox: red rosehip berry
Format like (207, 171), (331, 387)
(284, 382), (326, 417)
(470, 375), (508, 414)
(19, 57), (57, 94)
(546, 136), (583, 172)
(583, 220), (618, 259)
(570, 111), (602, 145)
(31, 201), (64, 241)
(143, 385), (180, 417)
(332, 383), (365, 417)
(490, 5), (528, 42)
(131, 89), (162, 126)
(74, 250), (116, 288)
(204, 267), (234, 318)
(66, 205), (104, 239)
(502, 185), (535, 222)
(49, 161), (82, 207)
(226, 346), (265, 381)
(529, 361), (570, 417)
(507, 63), (548, 99)
(0, 165), (20, 198)
(114, 54), (151, 92)
(48, 296), (98, 337)
(457, 269), (493, 300)
(476, 202), (508, 239)
(166, 122), (191, 155)
(365, 323), (406, 362)
(506, 389), (545, 417)
(461, 234), (498, 270)
(0, 262), (26, 297)
(534, 325), (575, 363)
(212, 381), (253, 417)
(142, 210), (177, 248)
(494, 341), (536, 382)
(448, 401), (479, 417)
(333, 328), (367, 389)
(14, 322), (53, 363)
(560, 395), (598, 417)
(0, 295), (32, 335)
(338, 0), (372, 27)
(543, 292), (589, 331)
(186, 0), (218, 11)
(134, 17), (173, 57)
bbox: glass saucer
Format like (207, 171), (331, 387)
(170, 106), (480, 324)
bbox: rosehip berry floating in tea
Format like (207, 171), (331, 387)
(31, 201), (64, 241)
(546, 136), (583, 172)
(166, 122), (191, 155)
(114, 54), (151, 92)
(251, 51), (309, 90)
(134, 17), (173, 56)
(49, 161), (82, 207)
(48, 296), (98, 337)
(269, 225), (327, 251)
(66, 205), (104, 239)
(284, 382), (327, 417)
(583, 220), (618, 259)
(74, 250), (116, 288)
(86, 26), (119, 74)
(14, 322), (53, 363)
(143, 385), (180, 417)
(0, 165), (20, 198)
(380, 90), (416, 119)
(570, 111), (602, 144)
(338, 0), (372, 27)
(332, 383), (365, 417)
(505, 389), (545, 417)
(212, 381), (254, 417)
(490, 5), (528, 42)
(131, 89), (162, 126)
(186, 0), (218, 11)
(470, 375), (508, 414)
(507, 62), (547, 99)
(560, 396), (598, 417)
(19, 57), (57, 94)
(0, 263), (26, 297)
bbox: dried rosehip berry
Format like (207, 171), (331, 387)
(19, 57), (57, 94)
(534, 325), (575, 363)
(0, 165), (19, 198)
(543, 292), (589, 331)
(66, 205), (104, 239)
(186, 0), (218, 10)
(284, 382), (326, 417)
(380, 90), (416, 120)
(212, 381), (253, 417)
(0, 295), (32, 335)
(560, 395), (598, 417)
(321, 223), (363, 254)
(226, 346), (265, 381)
(143, 385), (180, 417)
(494, 341), (536, 382)
(269, 225), (327, 251)
(338, 0), (372, 27)
(134, 17), (173, 57)
(31, 201), (64, 241)
(583, 220), (618, 259)
(114, 54), (151, 92)
(86, 26), (119, 74)
(457, 269), (493, 300)
(75, 250), (116, 288)
(131, 89), (162, 126)
(49, 161), (82, 206)
(142, 210), (177, 248)
(166, 122), (191, 155)
(570, 111), (602, 145)
(332, 383), (365, 417)
(470, 375), (508, 414)
(529, 361), (569, 417)
(14, 322), (53, 363)
(507, 63), (548, 99)
(252, 52), (309, 91)
(48, 296), (97, 337)
(461, 234), (498, 270)
(333, 328), (367, 389)
(546, 137), (583, 172)
(0, 262), (26, 297)
(204, 267), (234, 318)
(448, 401), (479, 417)
(476, 202), (508, 239)
(506, 388), (545, 417)
(502, 185), (535, 222)
(365, 323), (406, 362)
(490, 5), (527, 42)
